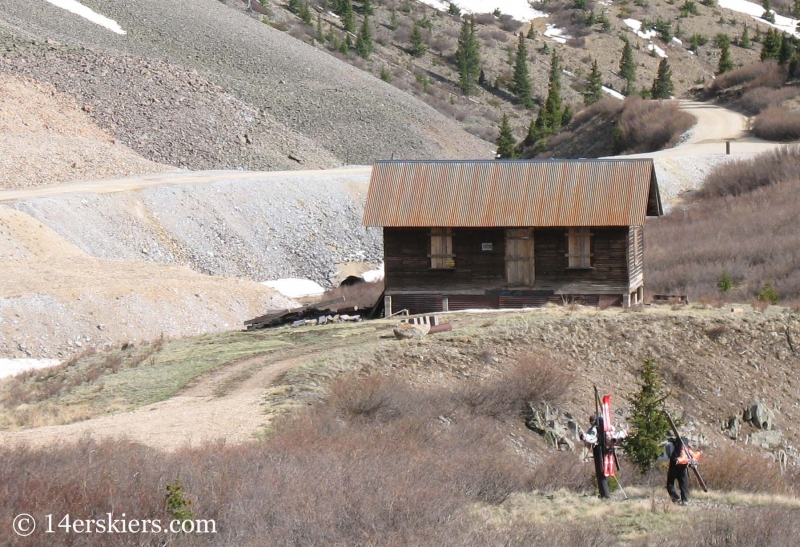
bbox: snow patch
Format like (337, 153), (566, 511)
(623, 18), (657, 39)
(262, 279), (325, 298)
(672, 36), (683, 45)
(361, 263), (385, 283)
(717, 0), (799, 36)
(417, 0), (546, 21)
(44, 0), (126, 34)
(0, 358), (62, 380)
(602, 86), (625, 100)
(648, 43), (668, 58)
(544, 24), (568, 43)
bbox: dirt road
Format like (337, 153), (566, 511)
(626, 101), (788, 158)
(0, 165), (373, 202)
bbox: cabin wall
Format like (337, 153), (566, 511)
(628, 226), (644, 288)
(384, 227), (506, 291)
(534, 227), (629, 284)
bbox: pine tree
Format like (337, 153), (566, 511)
(478, 68), (487, 87)
(621, 359), (673, 474)
(512, 32), (534, 108)
(794, 0), (800, 17)
(651, 58), (674, 98)
(299, 2), (312, 24)
(619, 38), (637, 95)
(380, 65), (392, 82)
(456, 19), (481, 94)
(740, 23), (751, 48)
(760, 28), (781, 60)
(339, 34), (350, 54)
(496, 114), (519, 159)
(718, 36), (734, 74)
(543, 51), (563, 132)
(763, 0), (775, 21)
(409, 23), (428, 57)
(288, 0), (301, 14)
(600, 12), (611, 31)
(562, 104), (573, 126)
(584, 59), (603, 105)
(356, 14), (373, 59)
(342, 0), (356, 33)
(317, 13), (325, 42)
(778, 32), (793, 65)
(362, 0), (373, 15)
(389, 8), (399, 30)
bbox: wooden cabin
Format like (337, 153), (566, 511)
(363, 159), (663, 315)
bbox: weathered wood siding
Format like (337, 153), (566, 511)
(628, 226), (644, 288)
(534, 228), (629, 284)
(384, 227), (506, 291)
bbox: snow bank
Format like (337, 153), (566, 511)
(648, 43), (668, 58)
(262, 279), (325, 298)
(44, 0), (126, 34)
(417, 0), (546, 21)
(623, 18), (657, 39)
(0, 358), (62, 380)
(361, 263), (385, 283)
(602, 86), (625, 100)
(544, 24), (568, 43)
(718, 0), (799, 36)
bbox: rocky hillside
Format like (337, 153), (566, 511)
(0, 0), (493, 178)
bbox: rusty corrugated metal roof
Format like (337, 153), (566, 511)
(363, 159), (662, 227)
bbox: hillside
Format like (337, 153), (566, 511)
(1, 305), (798, 545)
(0, 0), (493, 179)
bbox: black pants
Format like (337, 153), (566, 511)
(593, 444), (611, 499)
(667, 463), (689, 502)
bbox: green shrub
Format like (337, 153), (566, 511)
(165, 477), (194, 524)
(757, 282), (779, 304)
(718, 270), (733, 293)
(621, 359), (672, 474)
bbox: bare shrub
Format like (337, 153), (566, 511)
(566, 36), (586, 48)
(572, 96), (623, 125)
(709, 60), (786, 94)
(490, 29), (509, 42)
(700, 447), (791, 494)
(614, 97), (695, 154)
(647, 178), (800, 302)
(474, 12), (496, 25)
(498, 14), (523, 32)
(699, 145), (800, 198)
(651, 508), (800, 547)
(752, 106), (800, 141)
(738, 86), (799, 115)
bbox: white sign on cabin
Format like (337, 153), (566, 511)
(482, 243), (493, 251)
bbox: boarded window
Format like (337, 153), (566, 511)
(566, 228), (593, 269)
(430, 228), (455, 269)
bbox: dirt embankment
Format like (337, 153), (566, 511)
(0, 73), (170, 189)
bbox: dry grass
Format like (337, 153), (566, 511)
(753, 107), (800, 141)
(612, 98), (695, 155)
(709, 60), (786, 95)
(647, 177), (800, 302)
(0, 355), (598, 546)
(698, 145), (800, 198)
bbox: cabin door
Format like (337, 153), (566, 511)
(505, 228), (535, 286)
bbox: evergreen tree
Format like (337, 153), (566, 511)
(795, 0), (800, 17)
(562, 104), (573, 126)
(651, 58), (674, 98)
(778, 32), (793, 65)
(621, 359), (673, 474)
(388, 8), (399, 30)
(362, 0), (373, 15)
(523, 117), (539, 147)
(761, 28), (782, 60)
(380, 65), (392, 82)
(718, 41), (733, 73)
(740, 23), (751, 48)
(496, 114), (518, 159)
(299, 2), (312, 24)
(409, 23), (428, 57)
(338, 35), (349, 54)
(288, 0), (301, 14)
(478, 68), (487, 87)
(762, 0), (775, 21)
(317, 14), (325, 42)
(543, 51), (563, 132)
(356, 14), (373, 59)
(456, 19), (481, 94)
(342, 0), (356, 33)
(600, 12), (611, 31)
(512, 32), (534, 108)
(619, 38), (637, 95)
(584, 59), (603, 105)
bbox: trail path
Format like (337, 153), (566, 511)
(0, 166), (372, 202)
(0, 353), (302, 450)
(625, 101), (788, 158)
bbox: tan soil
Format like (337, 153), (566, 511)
(0, 74), (171, 189)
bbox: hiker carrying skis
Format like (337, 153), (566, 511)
(664, 437), (690, 504)
(580, 415), (610, 499)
